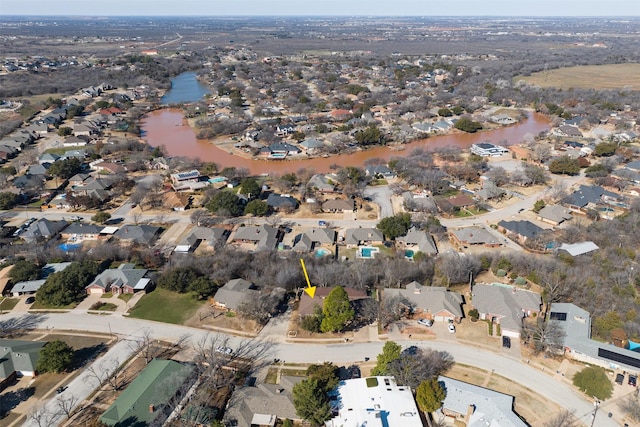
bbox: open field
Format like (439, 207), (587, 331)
(515, 63), (640, 90)
(128, 288), (205, 324)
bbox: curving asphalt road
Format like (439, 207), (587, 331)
(3, 311), (618, 427)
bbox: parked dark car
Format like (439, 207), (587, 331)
(629, 374), (637, 387)
(25, 296), (35, 304)
(502, 336), (511, 349)
(615, 373), (625, 385)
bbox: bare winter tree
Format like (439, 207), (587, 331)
(521, 318), (566, 355)
(379, 294), (414, 329)
(618, 392), (640, 423)
(543, 409), (579, 427)
(128, 328), (191, 364)
(27, 404), (59, 427)
(387, 347), (454, 389)
(55, 393), (79, 419)
(86, 358), (130, 391)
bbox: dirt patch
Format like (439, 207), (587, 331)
(516, 63), (640, 90)
(184, 305), (262, 336)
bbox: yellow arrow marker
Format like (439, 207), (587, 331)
(300, 258), (316, 299)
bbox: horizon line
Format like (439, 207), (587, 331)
(2, 14), (639, 18)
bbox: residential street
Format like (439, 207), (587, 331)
(1, 311), (620, 427)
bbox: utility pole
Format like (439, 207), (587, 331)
(589, 398), (600, 427)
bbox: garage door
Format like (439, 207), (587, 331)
(435, 315), (448, 322)
(88, 288), (103, 294)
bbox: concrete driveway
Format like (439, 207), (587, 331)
(364, 185), (393, 218)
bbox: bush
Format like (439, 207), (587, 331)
(37, 340), (74, 373)
(572, 366), (613, 400)
(468, 308), (479, 322)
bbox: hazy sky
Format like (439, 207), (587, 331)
(2, 0), (639, 16)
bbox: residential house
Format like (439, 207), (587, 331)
(212, 278), (260, 311)
(300, 138), (325, 151)
(396, 227), (438, 255)
(344, 228), (384, 247)
(490, 114), (516, 125)
(292, 228), (336, 252)
(85, 263), (150, 295)
(174, 227), (229, 253)
(113, 225), (162, 246)
(72, 123), (95, 137)
(21, 219), (68, 243)
(170, 170), (200, 185)
(38, 152), (60, 165)
(223, 375), (302, 427)
(231, 225), (280, 251)
(471, 283), (541, 338)
(470, 142), (509, 157)
(61, 149), (87, 161)
(267, 142), (302, 156)
(100, 359), (196, 427)
(322, 198), (354, 213)
(298, 286), (367, 317)
(556, 125), (583, 138)
(558, 241), (599, 257)
(0, 339), (48, 391)
(60, 222), (103, 241)
(325, 377), (422, 427)
(308, 174), (336, 193)
(12, 174), (45, 191)
(93, 161), (126, 175)
(438, 376), (528, 427)
(10, 262), (72, 296)
(402, 191), (437, 213)
(475, 180), (505, 201)
(550, 303), (640, 371)
(562, 185), (620, 210)
(497, 220), (545, 243)
(365, 165), (396, 180)
(384, 281), (463, 323)
(163, 191), (191, 211)
(266, 193), (298, 212)
(27, 163), (49, 177)
(25, 122), (49, 136)
(275, 124), (296, 136)
(537, 204), (572, 226)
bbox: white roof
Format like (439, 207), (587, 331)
(251, 414), (276, 426)
(100, 226), (119, 234)
(326, 376), (421, 427)
(559, 241), (599, 256)
(133, 278), (151, 290)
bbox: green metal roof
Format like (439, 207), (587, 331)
(100, 359), (195, 426)
(0, 339), (47, 378)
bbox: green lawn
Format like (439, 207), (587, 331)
(128, 288), (205, 324)
(118, 293), (134, 302)
(31, 300), (78, 310)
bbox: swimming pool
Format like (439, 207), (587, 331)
(315, 248), (332, 258)
(405, 249), (415, 259)
(59, 243), (81, 252)
(359, 246), (379, 259)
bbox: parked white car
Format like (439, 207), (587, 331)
(448, 323), (456, 334)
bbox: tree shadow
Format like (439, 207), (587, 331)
(71, 342), (108, 370)
(0, 386), (35, 416)
(0, 313), (49, 337)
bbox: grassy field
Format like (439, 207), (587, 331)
(0, 297), (19, 312)
(128, 288), (205, 324)
(515, 63), (640, 90)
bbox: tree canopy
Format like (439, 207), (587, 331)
(157, 266), (214, 298)
(206, 191), (245, 217)
(354, 124), (385, 146)
(454, 117), (482, 133)
(9, 259), (41, 283)
(548, 156), (580, 175)
(377, 213), (411, 240)
(37, 340), (74, 373)
(244, 199), (270, 216)
(48, 158), (83, 180)
(320, 286), (355, 333)
(371, 341), (402, 376)
(36, 261), (100, 307)
(0, 192), (19, 210)
(572, 366), (613, 400)
(239, 177), (261, 199)
(415, 378), (447, 413)
(292, 378), (332, 426)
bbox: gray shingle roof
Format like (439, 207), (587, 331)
(471, 283), (541, 333)
(451, 227), (499, 245)
(344, 228), (383, 245)
(113, 225), (161, 244)
(497, 220), (544, 240)
(384, 282), (462, 318)
(438, 376), (528, 427)
(537, 204), (572, 224)
(22, 219), (68, 242)
(0, 339), (47, 378)
(233, 225), (279, 250)
(214, 279), (259, 311)
(396, 227), (438, 255)
(87, 264), (148, 291)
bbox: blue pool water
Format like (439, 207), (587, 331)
(59, 243), (81, 252)
(360, 247), (378, 258)
(405, 250), (415, 258)
(315, 248), (331, 258)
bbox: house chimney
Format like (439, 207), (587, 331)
(149, 404), (155, 413)
(465, 404), (475, 422)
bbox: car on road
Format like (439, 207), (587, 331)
(502, 336), (511, 348)
(417, 319), (433, 327)
(56, 386), (65, 394)
(629, 374), (637, 387)
(448, 323), (456, 334)
(215, 346), (233, 355)
(25, 296), (35, 304)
